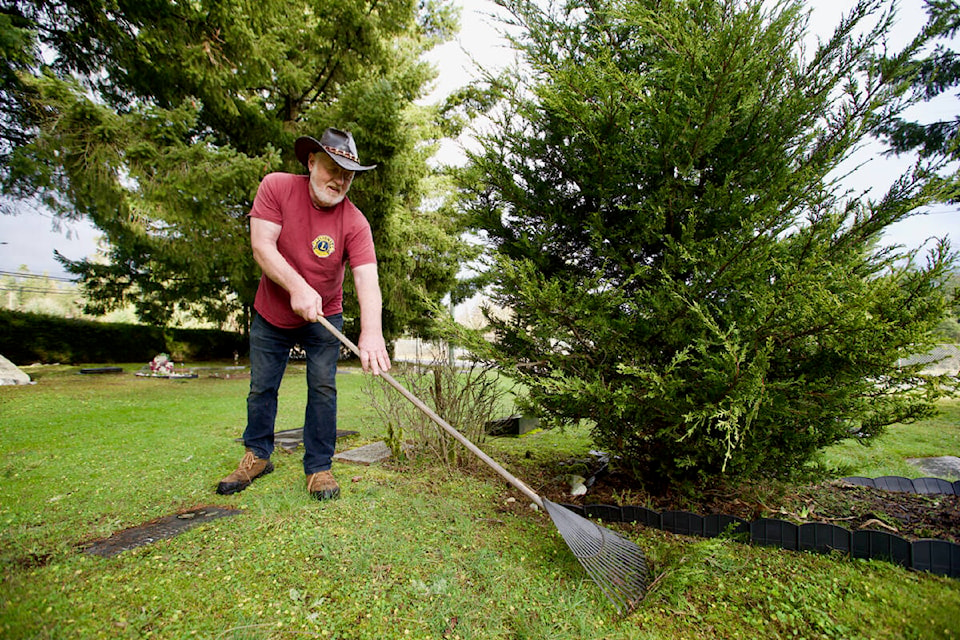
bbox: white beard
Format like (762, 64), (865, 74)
(309, 181), (347, 208)
(312, 191), (345, 208)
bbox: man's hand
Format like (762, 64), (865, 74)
(357, 332), (391, 376)
(290, 287), (323, 323)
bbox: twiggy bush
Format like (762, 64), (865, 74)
(363, 357), (514, 469)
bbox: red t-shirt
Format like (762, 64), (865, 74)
(249, 172), (377, 328)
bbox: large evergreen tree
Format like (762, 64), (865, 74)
(459, 0), (957, 489)
(0, 0), (472, 338)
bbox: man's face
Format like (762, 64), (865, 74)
(308, 151), (355, 208)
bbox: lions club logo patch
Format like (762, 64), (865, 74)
(311, 235), (335, 258)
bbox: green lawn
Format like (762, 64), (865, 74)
(819, 399), (960, 478)
(1, 364), (958, 639)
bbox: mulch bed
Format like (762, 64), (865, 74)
(504, 458), (960, 544)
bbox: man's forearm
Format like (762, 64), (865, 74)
(357, 283), (383, 335)
(352, 263), (390, 374)
(254, 243), (312, 296)
(353, 264), (384, 333)
(250, 217), (322, 321)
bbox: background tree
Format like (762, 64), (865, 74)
(0, 0), (473, 339)
(0, 3), (36, 167)
(876, 0), (960, 202)
(876, 0), (960, 341)
(458, 0), (957, 490)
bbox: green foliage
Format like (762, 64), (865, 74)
(1, 0), (474, 338)
(460, 0), (958, 489)
(0, 5), (38, 158)
(0, 309), (243, 364)
(932, 269), (960, 341)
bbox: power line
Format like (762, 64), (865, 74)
(0, 286), (80, 296)
(0, 269), (77, 282)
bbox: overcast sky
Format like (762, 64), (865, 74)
(0, 0), (956, 279)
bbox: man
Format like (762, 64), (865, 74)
(217, 127), (391, 500)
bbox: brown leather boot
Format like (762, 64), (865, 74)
(306, 470), (340, 501)
(216, 450), (273, 495)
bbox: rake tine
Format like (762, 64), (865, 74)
(542, 499), (648, 613)
(314, 316), (650, 611)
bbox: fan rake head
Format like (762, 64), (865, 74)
(542, 498), (649, 613)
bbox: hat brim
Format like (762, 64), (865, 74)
(294, 136), (377, 172)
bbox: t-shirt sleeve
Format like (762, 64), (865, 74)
(346, 213), (377, 268)
(248, 173), (286, 225)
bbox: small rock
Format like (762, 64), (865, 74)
(505, 497), (516, 504)
(529, 503), (539, 512)
(568, 474), (587, 496)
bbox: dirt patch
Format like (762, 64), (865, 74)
(13, 552), (52, 570)
(80, 505), (241, 557)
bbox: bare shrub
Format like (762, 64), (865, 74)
(362, 358), (515, 469)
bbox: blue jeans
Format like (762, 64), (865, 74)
(243, 312), (343, 475)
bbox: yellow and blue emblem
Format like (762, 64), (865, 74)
(311, 234), (335, 258)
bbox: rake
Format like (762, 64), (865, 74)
(317, 316), (649, 613)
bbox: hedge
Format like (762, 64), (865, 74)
(0, 310), (246, 365)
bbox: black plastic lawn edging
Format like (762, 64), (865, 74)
(840, 475), (960, 496)
(560, 476), (960, 579)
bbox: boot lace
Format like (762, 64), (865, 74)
(237, 450), (258, 479)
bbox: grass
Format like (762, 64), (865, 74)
(1, 363), (959, 639)
(819, 400), (960, 478)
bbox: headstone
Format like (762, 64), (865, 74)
(80, 367), (124, 374)
(0, 354), (31, 386)
(233, 428), (359, 451)
(485, 415), (539, 436)
(333, 440), (392, 465)
(82, 506), (241, 557)
(906, 456), (960, 481)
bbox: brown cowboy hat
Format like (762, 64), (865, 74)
(294, 128), (377, 172)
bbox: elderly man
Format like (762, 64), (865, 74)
(217, 128), (391, 500)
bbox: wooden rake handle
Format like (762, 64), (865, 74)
(315, 315), (544, 507)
